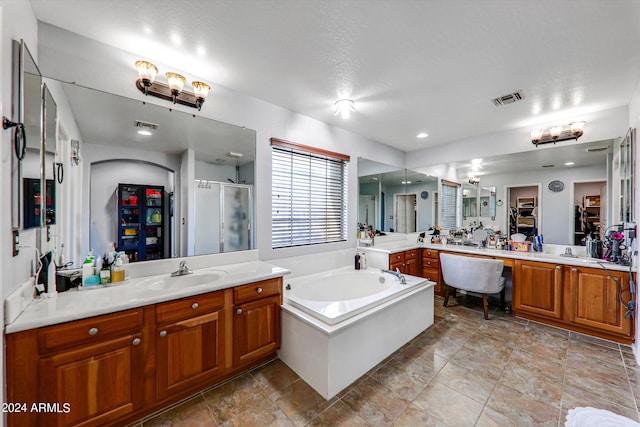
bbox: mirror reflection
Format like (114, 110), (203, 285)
(45, 79), (256, 265)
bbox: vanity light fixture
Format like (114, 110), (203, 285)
(334, 99), (355, 120)
(468, 176), (480, 184)
(531, 121), (586, 146)
(135, 60), (211, 110)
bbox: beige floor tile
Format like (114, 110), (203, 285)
(251, 359), (300, 396)
(143, 395), (217, 427)
(498, 360), (563, 408)
(369, 359), (430, 401)
(485, 383), (560, 426)
(411, 379), (484, 425)
(568, 335), (624, 366)
(476, 316), (526, 344)
(561, 383), (639, 422)
(389, 346), (448, 383)
(461, 332), (514, 363)
(341, 376), (410, 426)
(272, 379), (335, 427)
(305, 401), (369, 426)
(433, 360), (498, 404)
(202, 374), (277, 424)
(564, 367), (636, 409)
(475, 406), (520, 427)
(392, 403), (447, 426)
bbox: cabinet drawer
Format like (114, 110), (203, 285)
(156, 291), (225, 324)
(422, 258), (440, 269)
(405, 250), (418, 260)
(421, 267), (440, 283)
(422, 249), (439, 259)
(389, 252), (405, 264)
(234, 278), (282, 305)
(38, 308), (143, 353)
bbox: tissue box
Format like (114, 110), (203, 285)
(511, 241), (530, 252)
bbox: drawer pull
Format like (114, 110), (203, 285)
(88, 327), (98, 336)
(192, 303), (199, 310)
(159, 330), (167, 337)
(572, 268), (578, 272)
(236, 308), (243, 315)
(132, 338), (141, 346)
(256, 287), (263, 294)
(556, 266), (562, 270)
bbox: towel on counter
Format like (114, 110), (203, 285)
(565, 407), (640, 426)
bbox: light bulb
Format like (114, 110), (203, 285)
(165, 72), (186, 94)
(135, 61), (158, 85)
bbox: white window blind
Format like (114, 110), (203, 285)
(271, 139), (349, 248)
(440, 181), (459, 229)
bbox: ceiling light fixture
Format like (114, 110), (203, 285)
(135, 60), (211, 110)
(334, 99), (355, 120)
(468, 176), (480, 184)
(564, 161), (575, 166)
(416, 132), (429, 139)
(531, 121), (586, 146)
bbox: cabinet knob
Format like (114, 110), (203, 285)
(132, 338), (141, 346)
(256, 287), (263, 294)
(236, 308), (243, 315)
(88, 327), (98, 336)
(556, 266), (562, 270)
(192, 302), (199, 310)
(159, 330), (167, 337)
(572, 268), (578, 272)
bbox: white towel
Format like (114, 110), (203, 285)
(565, 407), (640, 427)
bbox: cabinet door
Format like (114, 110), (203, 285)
(38, 333), (144, 427)
(389, 261), (404, 273)
(234, 295), (280, 367)
(156, 309), (226, 399)
(421, 267), (441, 294)
(570, 268), (632, 337)
(514, 261), (563, 319)
(404, 257), (418, 275)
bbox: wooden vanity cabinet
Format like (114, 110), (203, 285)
(8, 308), (147, 427)
(420, 248), (441, 294)
(388, 250), (418, 275)
(569, 266), (632, 338)
(155, 291), (226, 399)
(513, 260), (563, 319)
(233, 277), (282, 367)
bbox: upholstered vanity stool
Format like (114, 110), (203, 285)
(439, 253), (506, 320)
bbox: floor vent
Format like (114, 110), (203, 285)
(492, 91), (525, 106)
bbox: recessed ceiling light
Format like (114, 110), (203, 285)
(137, 130), (152, 136)
(416, 133), (429, 139)
(564, 161), (575, 166)
(401, 181), (412, 184)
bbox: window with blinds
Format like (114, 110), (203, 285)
(271, 138), (349, 248)
(440, 181), (459, 229)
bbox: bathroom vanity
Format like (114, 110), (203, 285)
(5, 261), (287, 427)
(363, 241), (634, 344)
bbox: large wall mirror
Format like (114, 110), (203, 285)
(11, 40), (43, 231)
(358, 158), (437, 234)
(44, 79), (256, 266)
(359, 138), (627, 246)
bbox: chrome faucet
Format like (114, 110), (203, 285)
(381, 268), (407, 285)
(171, 261), (193, 277)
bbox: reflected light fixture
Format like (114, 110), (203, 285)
(334, 99), (355, 119)
(469, 176), (480, 184)
(135, 60), (211, 110)
(531, 121), (586, 146)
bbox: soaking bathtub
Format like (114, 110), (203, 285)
(279, 267), (434, 399)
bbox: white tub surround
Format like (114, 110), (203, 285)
(5, 260), (289, 334)
(279, 268), (434, 399)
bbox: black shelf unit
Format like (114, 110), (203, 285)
(23, 178), (55, 229)
(117, 184), (165, 262)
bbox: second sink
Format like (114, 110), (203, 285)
(137, 270), (228, 291)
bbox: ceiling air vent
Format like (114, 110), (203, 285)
(492, 91), (525, 107)
(586, 146), (608, 153)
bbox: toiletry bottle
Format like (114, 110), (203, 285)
(82, 252), (95, 286)
(111, 255), (125, 283)
(355, 253), (361, 270)
(121, 253), (130, 280)
(46, 252), (57, 298)
(361, 252), (367, 269)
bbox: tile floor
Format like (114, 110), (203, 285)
(134, 295), (640, 426)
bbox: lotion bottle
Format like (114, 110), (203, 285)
(361, 252), (367, 269)
(355, 253), (361, 270)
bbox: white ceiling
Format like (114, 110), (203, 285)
(29, 0), (640, 152)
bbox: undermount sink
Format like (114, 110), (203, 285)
(137, 270), (228, 291)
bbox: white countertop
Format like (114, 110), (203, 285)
(360, 241), (633, 272)
(5, 260), (290, 334)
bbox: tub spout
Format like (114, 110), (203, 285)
(381, 268), (406, 285)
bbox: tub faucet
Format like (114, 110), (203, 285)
(171, 261), (193, 277)
(382, 268), (406, 285)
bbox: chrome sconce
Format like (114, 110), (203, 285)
(531, 121), (586, 146)
(135, 60), (211, 111)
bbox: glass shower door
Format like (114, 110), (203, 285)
(221, 184), (252, 252)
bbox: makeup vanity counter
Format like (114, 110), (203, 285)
(5, 259), (290, 427)
(360, 240), (634, 344)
